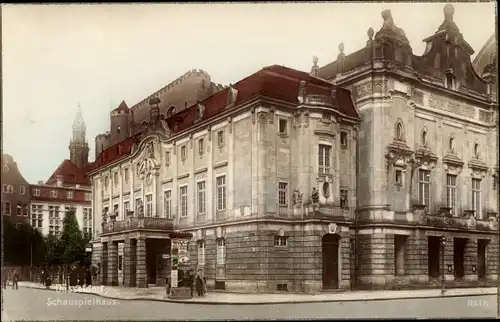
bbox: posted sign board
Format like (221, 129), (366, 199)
(170, 269), (178, 288)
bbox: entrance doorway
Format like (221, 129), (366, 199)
(427, 236), (441, 278)
(322, 234), (340, 290)
(453, 238), (466, 279)
(146, 240), (157, 285)
(477, 239), (488, 279)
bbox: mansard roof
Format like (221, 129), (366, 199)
(46, 159), (90, 186)
(88, 64), (358, 173)
(318, 4), (489, 95)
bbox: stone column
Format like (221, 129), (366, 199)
(107, 241), (118, 286)
(100, 242), (108, 285)
(464, 238), (478, 282)
(123, 236), (133, 286)
(136, 237), (147, 288)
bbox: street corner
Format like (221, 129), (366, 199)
(45, 296), (119, 308)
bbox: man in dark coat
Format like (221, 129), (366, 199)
(12, 269), (19, 290)
(195, 270), (204, 296)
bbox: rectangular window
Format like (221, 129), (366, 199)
(146, 194), (153, 217)
(17, 204), (22, 215)
(20, 186), (26, 195)
(113, 173), (118, 186)
(85, 193), (91, 201)
(216, 176), (226, 211)
(51, 190), (57, 198)
(8, 185), (13, 193)
(67, 191), (73, 199)
(318, 144), (331, 174)
(217, 238), (226, 265)
(197, 181), (206, 214)
(134, 199), (141, 215)
(274, 236), (288, 246)
(104, 176), (109, 188)
(33, 188), (40, 196)
(2, 184), (7, 193)
(4, 201), (11, 215)
(198, 240), (206, 265)
(395, 169), (403, 186)
(418, 169), (431, 206)
(164, 190), (172, 219)
(446, 174), (457, 215)
(278, 182), (288, 206)
(124, 201), (130, 215)
(217, 130), (224, 146)
(181, 146), (187, 160)
(180, 186), (188, 217)
(124, 168), (129, 183)
(279, 119), (288, 135)
(23, 207), (28, 216)
(113, 204), (119, 218)
(340, 131), (348, 148)
(198, 139), (204, 154)
(472, 178), (482, 219)
(165, 151), (171, 166)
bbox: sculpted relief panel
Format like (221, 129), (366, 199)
(424, 93), (491, 123)
(353, 80), (387, 99)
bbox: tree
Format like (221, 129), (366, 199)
(58, 209), (86, 265)
(3, 218), (46, 266)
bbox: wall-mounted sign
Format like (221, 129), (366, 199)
(162, 254), (170, 259)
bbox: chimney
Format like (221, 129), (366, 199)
(56, 175), (64, 187)
(37, 181), (44, 185)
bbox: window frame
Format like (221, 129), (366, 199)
(197, 240), (206, 265)
(164, 190), (172, 219)
(145, 194), (153, 217)
(278, 181), (288, 206)
(278, 118), (288, 136)
(418, 169), (431, 206)
(216, 175), (227, 211)
(216, 238), (226, 265)
(446, 174), (457, 216)
(318, 144), (332, 175)
(472, 178), (482, 219)
(180, 185), (188, 217)
(217, 130), (225, 147)
(197, 181), (206, 215)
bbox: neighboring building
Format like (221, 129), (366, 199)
(1, 154), (31, 225)
(29, 108), (92, 237)
(94, 69), (225, 158)
(30, 163), (92, 238)
(473, 34), (496, 80)
(88, 65), (360, 291)
(317, 4), (498, 289)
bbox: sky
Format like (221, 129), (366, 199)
(2, 2), (496, 184)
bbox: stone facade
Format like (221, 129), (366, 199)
(317, 4), (498, 290)
(89, 65), (361, 292)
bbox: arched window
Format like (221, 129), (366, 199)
(473, 142), (479, 158)
(421, 129), (428, 147)
(395, 121), (404, 140)
(167, 106), (176, 117)
(444, 73), (458, 90)
(448, 137), (455, 152)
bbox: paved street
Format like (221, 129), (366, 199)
(2, 287), (496, 320)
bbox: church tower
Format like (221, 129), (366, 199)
(69, 105), (90, 169)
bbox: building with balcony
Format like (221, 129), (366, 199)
(1, 154), (31, 225)
(87, 65), (360, 292)
(317, 4), (498, 289)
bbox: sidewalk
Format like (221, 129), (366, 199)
(18, 281), (497, 305)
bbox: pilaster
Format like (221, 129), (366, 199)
(207, 130), (214, 223)
(228, 119), (235, 218)
(107, 241), (118, 286)
(100, 241), (108, 285)
(257, 111), (268, 215)
(464, 238), (478, 281)
(136, 237), (147, 288)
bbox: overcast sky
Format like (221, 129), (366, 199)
(2, 2), (496, 184)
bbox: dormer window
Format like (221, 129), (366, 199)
(278, 119), (288, 136)
(167, 106), (176, 117)
(226, 85), (238, 106)
(196, 103), (205, 121)
(444, 72), (458, 90)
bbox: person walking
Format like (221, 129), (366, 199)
(187, 269), (195, 297)
(195, 269), (204, 297)
(2, 267), (8, 289)
(12, 269), (19, 290)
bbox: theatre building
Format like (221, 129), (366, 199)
(316, 4), (498, 289)
(88, 64), (360, 292)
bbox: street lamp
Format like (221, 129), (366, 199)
(440, 236), (446, 295)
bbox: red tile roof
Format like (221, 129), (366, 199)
(46, 159), (90, 186)
(30, 185), (91, 205)
(88, 65), (358, 173)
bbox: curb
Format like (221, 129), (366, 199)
(19, 285), (497, 305)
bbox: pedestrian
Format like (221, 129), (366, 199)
(85, 267), (92, 286)
(1, 267), (7, 289)
(195, 269), (204, 296)
(12, 269), (19, 290)
(188, 269), (194, 297)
